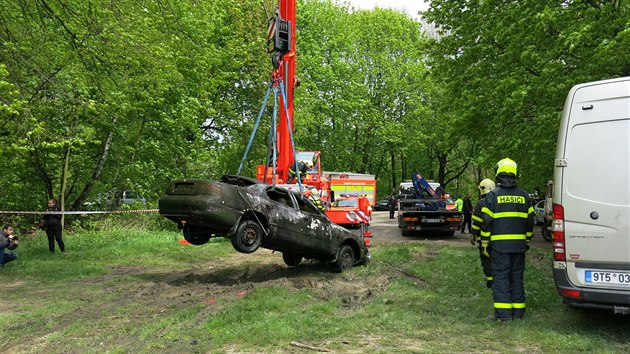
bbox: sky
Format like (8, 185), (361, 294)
(337, 0), (430, 20)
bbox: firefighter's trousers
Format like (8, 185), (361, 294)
(477, 243), (493, 287)
(491, 250), (526, 319)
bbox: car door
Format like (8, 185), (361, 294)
(264, 187), (304, 244)
(290, 194), (335, 257)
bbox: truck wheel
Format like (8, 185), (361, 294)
(282, 252), (303, 267)
(183, 225), (211, 245)
(331, 245), (354, 272)
(231, 220), (263, 253)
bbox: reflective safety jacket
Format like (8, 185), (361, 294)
(455, 198), (463, 212)
(471, 195), (488, 244)
(480, 174), (534, 253)
(311, 197), (326, 212)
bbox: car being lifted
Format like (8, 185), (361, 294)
(158, 175), (370, 272)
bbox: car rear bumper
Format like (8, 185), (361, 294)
(553, 268), (630, 314)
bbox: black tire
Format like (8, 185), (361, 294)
(282, 252), (303, 267)
(331, 245), (355, 273)
(231, 220), (263, 253)
(183, 225), (211, 245)
(541, 222), (552, 242)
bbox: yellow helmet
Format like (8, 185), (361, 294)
(495, 158), (518, 177)
(305, 160), (314, 169)
(478, 178), (495, 196)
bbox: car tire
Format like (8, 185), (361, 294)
(282, 252), (303, 267)
(331, 245), (354, 273)
(183, 225), (211, 245)
(232, 220), (263, 254)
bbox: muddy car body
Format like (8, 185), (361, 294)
(159, 175), (370, 271)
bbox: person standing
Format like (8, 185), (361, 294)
(471, 178), (495, 289)
(461, 193), (473, 234)
(480, 158), (534, 321)
(454, 196), (463, 212)
(0, 224), (18, 266)
(43, 198), (66, 254)
(388, 194), (397, 219)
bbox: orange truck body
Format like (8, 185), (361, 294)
(323, 172), (376, 227)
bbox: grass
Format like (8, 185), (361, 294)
(1, 229), (630, 353)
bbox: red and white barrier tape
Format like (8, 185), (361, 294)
(0, 209), (159, 215)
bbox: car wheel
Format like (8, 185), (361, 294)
(282, 252), (302, 267)
(231, 220), (263, 254)
(331, 245), (355, 273)
(183, 225), (211, 245)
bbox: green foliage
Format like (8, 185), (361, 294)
(423, 0), (630, 192)
(1, 0), (627, 208)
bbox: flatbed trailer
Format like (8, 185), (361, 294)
(397, 198), (462, 236)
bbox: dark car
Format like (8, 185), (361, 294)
(159, 175), (370, 272)
(373, 198), (389, 211)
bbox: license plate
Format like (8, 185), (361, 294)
(422, 218), (443, 223)
(585, 270), (630, 285)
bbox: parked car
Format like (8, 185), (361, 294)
(374, 199), (389, 211)
(158, 175), (370, 272)
(82, 190), (146, 210)
(533, 200), (545, 225)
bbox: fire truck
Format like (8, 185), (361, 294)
(323, 172), (375, 227)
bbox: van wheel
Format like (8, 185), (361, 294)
(183, 225), (211, 245)
(282, 252), (302, 267)
(231, 220), (263, 253)
(331, 245), (355, 273)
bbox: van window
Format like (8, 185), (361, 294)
(567, 119), (629, 206)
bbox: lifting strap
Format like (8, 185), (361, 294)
(236, 76), (304, 193)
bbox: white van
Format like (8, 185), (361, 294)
(552, 76), (630, 314)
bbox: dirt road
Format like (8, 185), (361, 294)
(367, 210), (551, 249)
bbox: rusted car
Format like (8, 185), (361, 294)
(158, 175), (370, 272)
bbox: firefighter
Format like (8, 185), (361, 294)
(471, 178), (495, 289)
(287, 160), (313, 183)
(309, 188), (325, 212)
(480, 158), (534, 321)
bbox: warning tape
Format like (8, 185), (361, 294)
(0, 209), (159, 215)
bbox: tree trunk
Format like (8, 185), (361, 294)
(71, 118), (117, 211)
(60, 143), (71, 229)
